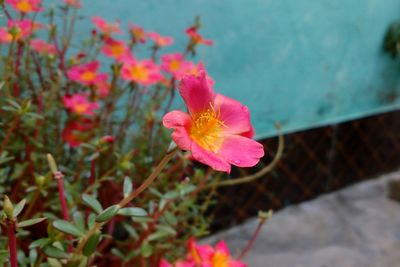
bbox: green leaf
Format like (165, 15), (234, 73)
(53, 220), (84, 237)
(82, 194), (103, 214)
(18, 217), (46, 228)
(155, 225), (177, 236)
(95, 205), (120, 222)
(117, 207), (147, 217)
(88, 213), (96, 229)
(47, 258), (63, 267)
(73, 211), (85, 232)
(123, 176), (133, 197)
(140, 242), (153, 258)
(29, 238), (51, 249)
(163, 211), (177, 225)
(42, 246), (70, 259)
(83, 230), (101, 256)
(147, 231), (169, 242)
(13, 199), (26, 218)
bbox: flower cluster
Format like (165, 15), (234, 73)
(160, 238), (246, 267)
(0, 0), (266, 265)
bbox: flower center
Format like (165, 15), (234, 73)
(130, 65), (149, 82)
(74, 103), (89, 114)
(169, 60), (181, 71)
(16, 1), (33, 12)
(190, 106), (225, 152)
(211, 252), (229, 267)
(110, 44), (124, 57)
(81, 71), (96, 82)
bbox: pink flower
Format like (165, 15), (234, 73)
(129, 23), (146, 43)
(161, 53), (186, 78)
(101, 38), (129, 61)
(160, 238), (247, 267)
(62, 119), (93, 147)
(100, 135), (115, 143)
(30, 39), (56, 55)
(147, 32), (173, 47)
(162, 71), (264, 173)
(94, 79), (111, 97)
(5, 0), (42, 13)
(121, 58), (163, 86)
(63, 93), (100, 116)
(91, 16), (122, 36)
(0, 19), (41, 43)
(67, 61), (107, 86)
(186, 27), (213, 45)
(64, 0), (80, 8)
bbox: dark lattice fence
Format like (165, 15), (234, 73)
(210, 109), (400, 230)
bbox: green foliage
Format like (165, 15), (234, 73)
(0, 1), (228, 266)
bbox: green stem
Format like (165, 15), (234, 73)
(73, 147), (178, 256)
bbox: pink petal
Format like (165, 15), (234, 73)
(163, 111), (192, 150)
(179, 71), (216, 115)
(213, 94), (252, 135)
(215, 240), (229, 254)
(191, 142), (231, 173)
(159, 259), (172, 267)
(218, 135), (264, 168)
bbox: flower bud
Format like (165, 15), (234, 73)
(47, 154), (58, 174)
(35, 175), (46, 188)
(3, 195), (14, 219)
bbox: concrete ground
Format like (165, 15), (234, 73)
(207, 171), (400, 267)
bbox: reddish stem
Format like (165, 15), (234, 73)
(55, 173), (70, 221)
(55, 172), (73, 252)
(6, 220), (18, 267)
(238, 219), (266, 259)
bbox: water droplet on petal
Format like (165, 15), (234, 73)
(233, 160), (241, 164)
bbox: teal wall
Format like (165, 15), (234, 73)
(79, 0), (400, 138)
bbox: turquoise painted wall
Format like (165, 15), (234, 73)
(79, 0), (400, 138)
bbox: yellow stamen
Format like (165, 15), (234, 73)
(169, 60), (181, 71)
(16, 1), (33, 12)
(190, 105), (225, 152)
(130, 65), (149, 82)
(81, 71), (96, 82)
(74, 104), (88, 114)
(110, 44), (124, 57)
(211, 252), (229, 267)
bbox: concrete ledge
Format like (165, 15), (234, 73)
(206, 171), (400, 267)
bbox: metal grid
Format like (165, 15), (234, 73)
(210, 109), (400, 230)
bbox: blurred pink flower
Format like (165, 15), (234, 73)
(5, 0), (43, 13)
(64, 0), (80, 8)
(160, 238), (247, 267)
(175, 62), (215, 88)
(101, 38), (129, 61)
(30, 39), (56, 55)
(67, 61), (107, 87)
(91, 16), (122, 36)
(161, 53), (186, 78)
(186, 27), (213, 45)
(129, 23), (146, 43)
(101, 135), (115, 143)
(163, 71), (264, 173)
(0, 19), (41, 43)
(121, 58), (163, 86)
(63, 93), (100, 116)
(94, 79), (111, 97)
(62, 119), (93, 147)
(147, 32), (173, 47)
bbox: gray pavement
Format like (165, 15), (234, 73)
(207, 171), (400, 267)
